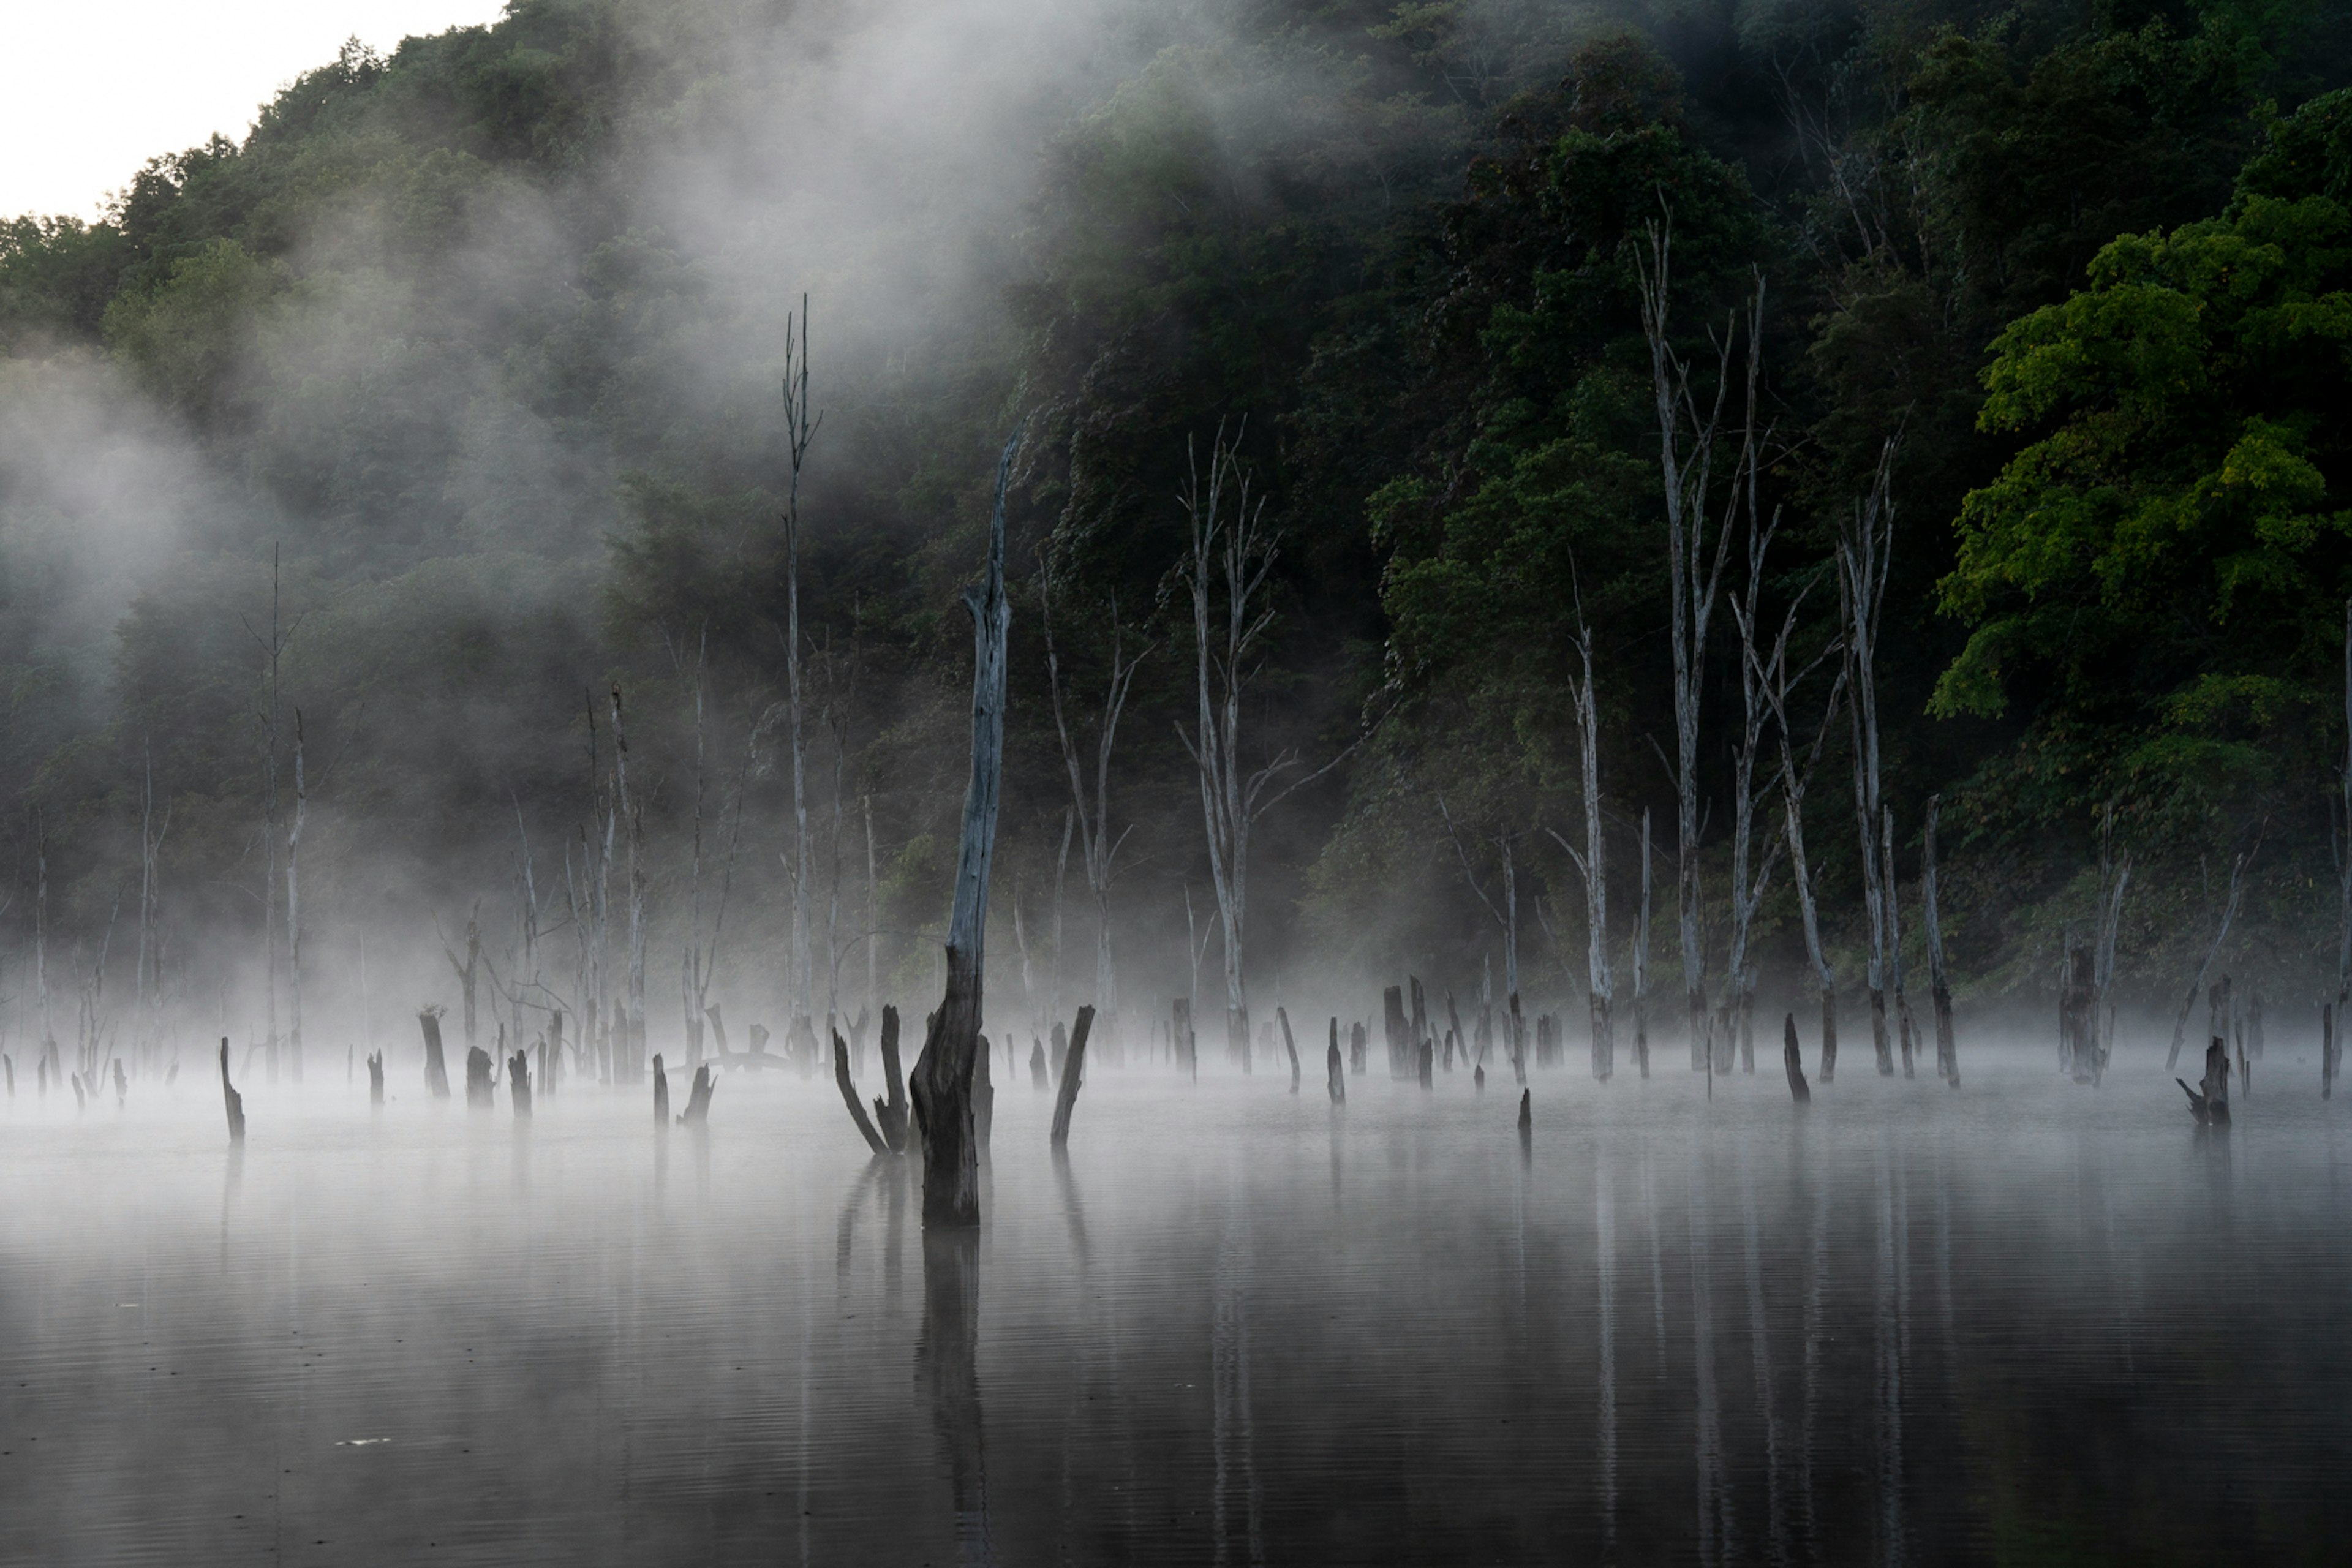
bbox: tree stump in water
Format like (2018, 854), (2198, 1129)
(653, 1054), (670, 1123)
(1326, 1018), (1344, 1104)
(1278, 1006), (1300, 1093)
(367, 1051), (384, 1106)
(418, 1009), (451, 1100)
(1349, 1020), (1366, 1076)
(2202, 1035), (2231, 1125)
(679, 1065), (716, 1125)
(1050, 1020), (1069, 1086)
(1028, 1039), (1049, 1090)
(1050, 1006), (1095, 1148)
(1516, 1088), (1531, 1152)
(1783, 1013), (1811, 1104)
(219, 1038), (244, 1144)
(1382, 986), (1409, 1078)
(509, 1050), (532, 1118)
(876, 1005), (910, 1153)
(464, 1047), (494, 1108)
(973, 1033), (994, 1153)
(834, 1028), (887, 1153)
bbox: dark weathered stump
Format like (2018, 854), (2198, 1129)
(509, 1050), (532, 1118)
(1382, 986), (1409, 1078)
(876, 1005), (910, 1153)
(1783, 1013), (1810, 1104)
(680, 1064), (715, 1125)
(1474, 1063), (1486, 1093)
(1349, 1020), (1366, 1076)
(834, 1028), (887, 1153)
(464, 1046), (494, 1108)
(1326, 1017), (1344, 1104)
(1278, 1006), (1300, 1094)
(367, 1051), (384, 1106)
(653, 1053), (670, 1123)
(911, 944), (988, 1227)
(973, 1033), (993, 1153)
(1029, 1038), (1049, 1090)
(1050, 1020), (1069, 1086)
(1049, 1006), (1096, 1148)
(1516, 1088), (1531, 1151)
(2201, 1035), (2231, 1126)
(219, 1038), (244, 1143)
(418, 1009), (451, 1099)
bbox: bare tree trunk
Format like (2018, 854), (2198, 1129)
(909, 435), (1017, 1229)
(1838, 445), (1899, 1076)
(2093, 812), (2130, 1079)
(1634, 809), (1652, 1080)
(2166, 852), (2247, 1072)
(1883, 805), (1915, 1078)
(220, 1038), (244, 1142)
(1050, 1005), (1096, 1147)
(783, 297), (819, 1028)
(285, 710), (306, 1084)
(610, 689), (647, 1084)
(1922, 794), (1958, 1087)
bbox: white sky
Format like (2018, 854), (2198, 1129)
(2, 1), (513, 221)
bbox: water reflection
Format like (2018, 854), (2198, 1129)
(6, 1064), (2352, 1563)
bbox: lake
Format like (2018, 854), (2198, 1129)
(4, 1041), (2348, 1564)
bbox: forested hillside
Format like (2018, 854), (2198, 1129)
(2, 0), (2348, 1059)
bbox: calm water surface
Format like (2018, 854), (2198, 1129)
(5, 1047), (2350, 1564)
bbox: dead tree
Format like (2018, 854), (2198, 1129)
(1442, 799), (1526, 1054)
(2340, 595), (2352, 1022)
(418, 1007), (451, 1099)
(1042, 558), (1151, 1055)
(510, 1049), (532, 1118)
(1638, 222), (1756, 1068)
(441, 904), (483, 1056)
(1838, 443), (1900, 1075)
(465, 1046), (494, 1108)
(1921, 794), (1958, 1087)
(1633, 809), (1653, 1078)
(1327, 1017), (1344, 1103)
(679, 1065), (716, 1125)
(780, 296), (820, 1027)
(1049, 1005), (1096, 1147)
(1722, 487), (1800, 1076)
(1545, 582), (1614, 1082)
(653, 1053), (670, 1123)
(1382, 986), (1409, 1079)
(2166, 852), (2248, 1072)
(367, 1050), (383, 1106)
(609, 688), (649, 1084)
(872, 1005), (908, 1152)
(833, 1028), (886, 1152)
(2090, 825), (2129, 1073)
(1278, 1005), (1300, 1093)
(219, 1038), (244, 1142)
(1781, 1013), (1810, 1102)
(285, 709), (307, 1084)
(1177, 422), (1355, 1071)
(908, 435), (1018, 1229)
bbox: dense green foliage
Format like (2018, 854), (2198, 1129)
(2, 0), (2348, 1032)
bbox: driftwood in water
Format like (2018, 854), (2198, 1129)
(653, 1053), (670, 1123)
(418, 1008), (451, 1099)
(1783, 1013), (1810, 1103)
(1327, 1017), (1344, 1104)
(1049, 1006), (1096, 1147)
(679, 1064), (716, 1125)
(219, 1038), (244, 1142)
(834, 1028), (887, 1153)
(876, 1006), (910, 1152)
(1028, 1039), (1048, 1089)
(1278, 1006), (1300, 1093)
(367, 1051), (384, 1105)
(510, 1050), (532, 1118)
(464, 1047), (494, 1108)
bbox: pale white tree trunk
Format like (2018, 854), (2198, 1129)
(1838, 443), (1899, 1074)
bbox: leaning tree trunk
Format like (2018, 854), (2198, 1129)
(908, 435), (1017, 1230)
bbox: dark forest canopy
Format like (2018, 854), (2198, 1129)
(2, 0), (2350, 1047)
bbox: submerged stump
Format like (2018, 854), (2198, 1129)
(1783, 1013), (1811, 1104)
(1049, 1006), (1096, 1148)
(219, 1037), (244, 1144)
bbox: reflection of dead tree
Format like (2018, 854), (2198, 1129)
(1042, 559), (1151, 1053)
(908, 435), (1018, 1229)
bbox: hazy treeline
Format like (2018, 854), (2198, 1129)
(1, 0), (2349, 1066)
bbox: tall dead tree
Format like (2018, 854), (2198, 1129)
(1548, 590), (1611, 1079)
(2166, 851), (2248, 1073)
(1177, 423), (1349, 1066)
(909, 434), (1018, 1229)
(2093, 809), (2130, 1075)
(1042, 562), (1150, 1054)
(1838, 442), (1899, 1074)
(1922, 794), (1957, 1087)
(1760, 614), (1847, 1082)
(1633, 809), (1653, 1078)
(610, 687), (648, 1083)
(781, 295), (820, 1028)
(285, 709), (307, 1085)
(1637, 218), (1752, 1069)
